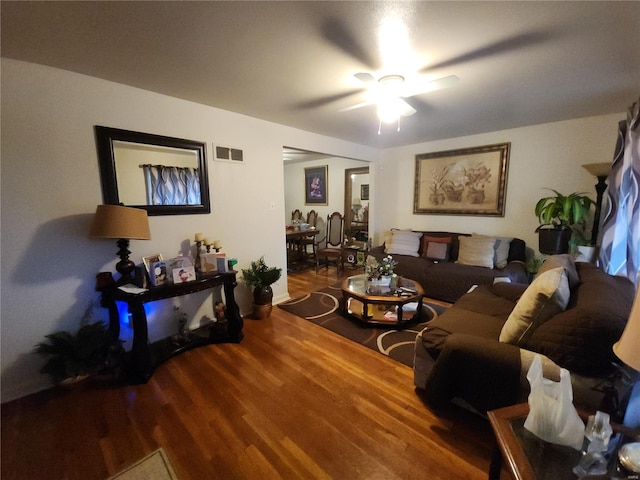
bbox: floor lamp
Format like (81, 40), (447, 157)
(89, 205), (151, 285)
(582, 163), (611, 246)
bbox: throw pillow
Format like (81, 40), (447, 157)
(472, 233), (513, 268)
(536, 254), (580, 289)
(499, 267), (570, 345)
(425, 242), (449, 261)
(456, 236), (497, 268)
(385, 230), (422, 257)
(383, 229), (395, 250)
(421, 235), (452, 260)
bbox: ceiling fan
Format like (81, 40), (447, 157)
(339, 72), (459, 131)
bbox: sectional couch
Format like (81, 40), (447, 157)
(413, 255), (636, 416)
(369, 230), (529, 303)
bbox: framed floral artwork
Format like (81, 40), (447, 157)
(413, 143), (510, 216)
(304, 165), (328, 205)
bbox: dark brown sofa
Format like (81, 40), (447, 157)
(369, 231), (528, 303)
(414, 258), (636, 415)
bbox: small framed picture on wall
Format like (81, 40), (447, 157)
(361, 184), (369, 200)
(304, 165), (328, 205)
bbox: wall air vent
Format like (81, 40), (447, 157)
(214, 144), (244, 164)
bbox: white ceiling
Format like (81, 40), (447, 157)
(2, 1), (639, 149)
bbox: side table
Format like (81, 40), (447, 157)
(488, 402), (637, 480)
(342, 242), (367, 269)
(101, 271), (243, 383)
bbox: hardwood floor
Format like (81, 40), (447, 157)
(1, 266), (495, 480)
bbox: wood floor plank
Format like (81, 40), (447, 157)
(1, 266), (494, 480)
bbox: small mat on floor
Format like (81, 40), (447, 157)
(107, 448), (179, 480)
(278, 283), (448, 367)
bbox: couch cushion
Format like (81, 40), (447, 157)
(499, 267), (570, 345)
(536, 254), (580, 289)
(522, 262), (635, 376)
(418, 284), (521, 360)
(456, 236), (496, 268)
(385, 229), (422, 256)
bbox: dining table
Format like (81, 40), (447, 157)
(286, 226), (320, 267)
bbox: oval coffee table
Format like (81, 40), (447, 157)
(341, 274), (425, 327)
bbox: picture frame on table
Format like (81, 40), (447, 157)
(149, 260), (167, 286)
(172, 265), (196, 283)
(142, 254), (163, 277)
(304, 165), (328, 205)
(413, 142), (510, 217)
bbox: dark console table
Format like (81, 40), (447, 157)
(101, 272), (243, 383)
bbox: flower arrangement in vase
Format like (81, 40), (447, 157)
(365, 255), (398, 294)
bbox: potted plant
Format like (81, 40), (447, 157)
(534, 189), (593, 254)
(241, 256), (282, 319)
(34, 321), (124, 385)
(365, 255), (398, 294)
(570, 224), (598, 262)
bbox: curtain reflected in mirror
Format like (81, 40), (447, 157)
(141, 165), (200, 206)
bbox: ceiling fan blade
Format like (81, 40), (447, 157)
(338, 100), (375, 113)
(295, 89), (365, 110)
(354, 72), (376, 84)
(402, 75), (459, 98)
(420, 31), (550, 73)
(399, 99), (417, 117)
(321, 17), (378, 70)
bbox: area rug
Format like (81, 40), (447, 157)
(278, 283), (448, 367)
(107, 448), (179, 480)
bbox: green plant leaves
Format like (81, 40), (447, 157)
(241, 256), (282, 288)
(535, 189), (593, 229)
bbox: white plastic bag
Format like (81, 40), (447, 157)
(524, 355), (585, 450)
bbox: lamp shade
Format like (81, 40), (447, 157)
(88, 205), (151, 240)
(614, 285), (640, 371)
(582, 162), (611, 178)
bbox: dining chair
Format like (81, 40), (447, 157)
(302, 210), (318, 259)
(316, 211), (344, 273)
(291, 209), (303, 224)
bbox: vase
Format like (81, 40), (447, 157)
(252, 285), (274, 319)
(366, 276), (392, 295)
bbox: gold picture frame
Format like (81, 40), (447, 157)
(413, 143), (510, 216)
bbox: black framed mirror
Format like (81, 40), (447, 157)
(95, 126), (210, 216)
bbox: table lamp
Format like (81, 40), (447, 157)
(89, 205), (151, 285)
(582, 162), (611, 246)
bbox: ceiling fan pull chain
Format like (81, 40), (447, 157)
(397, 117), (401, 132)
(378, 120), (382, 135)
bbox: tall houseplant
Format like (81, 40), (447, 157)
(241, 256), (282, 319)
(534, 189), (593, 254)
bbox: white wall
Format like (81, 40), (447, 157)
(375, 113), (625, 251)
(0, 59), (379, 402)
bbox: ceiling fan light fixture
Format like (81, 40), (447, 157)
(377, 97), (404, 123)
